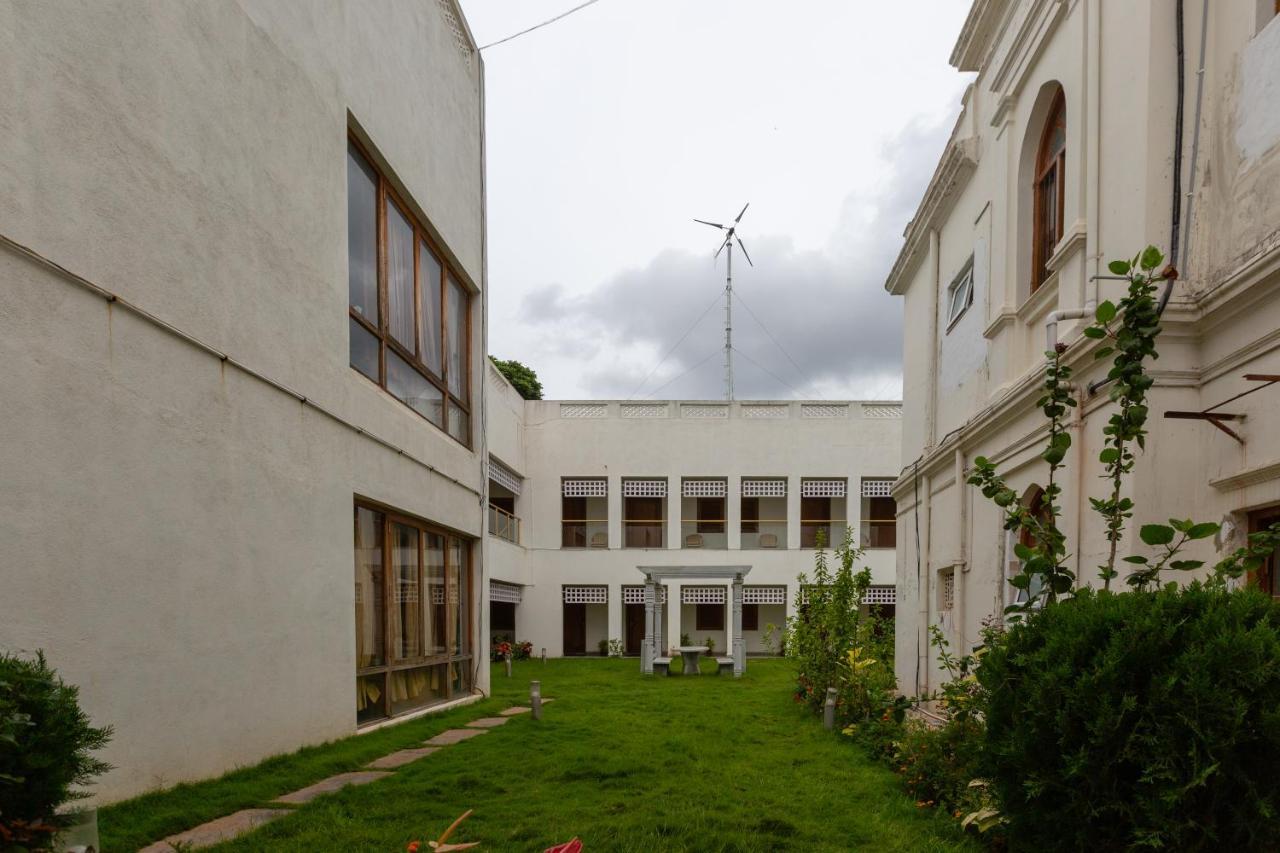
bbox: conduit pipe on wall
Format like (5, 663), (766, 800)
(953, 447), (968, 652)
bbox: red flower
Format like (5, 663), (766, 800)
(407, 841), (421, 852)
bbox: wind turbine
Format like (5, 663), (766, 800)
(693, 203), (753, 401)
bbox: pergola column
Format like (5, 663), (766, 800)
(732, 574), (745, 677)
(653, 584), (664, 658)
(642, 575), (656, 674)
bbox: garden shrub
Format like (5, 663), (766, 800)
(978, 584), (1280, 851)
(0, 652), (112, 848)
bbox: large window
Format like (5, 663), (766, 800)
(354, 502), (472, 725)
(562, 479), (608, 548)
(347, 140), (471, 445)
(861, 479), (898, 549)
(624, 479), (667, 548)
(1032, 90), (1066, 293)
(800, 479), (847, 548)
(741, 479), (787, 549)
(682, 479), (727, 549)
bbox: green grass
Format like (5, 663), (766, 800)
(103, 659), (979, 852)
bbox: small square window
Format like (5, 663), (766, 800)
(945, 258), (974, 330)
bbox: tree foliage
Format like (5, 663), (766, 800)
(491, 358), (543, 400)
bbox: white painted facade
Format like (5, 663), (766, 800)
(1, 1), (489, 803)
(887, 1), (1280, 696)
(483, 363), (902, 659)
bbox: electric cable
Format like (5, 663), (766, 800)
(479, 0), (607, 51)
(625, 290), (723, 400)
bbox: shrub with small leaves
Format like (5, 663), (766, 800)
(0, 652), (112, 848)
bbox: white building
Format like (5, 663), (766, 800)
(1, 1), (489, 802)
(886, 1), (1280, 696)
(483, 364), (902, 660)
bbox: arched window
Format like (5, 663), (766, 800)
(1032, 91), (1066, 292)
(1010, 487), (1050, 605)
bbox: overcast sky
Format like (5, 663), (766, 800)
(459, 0), (973, 400)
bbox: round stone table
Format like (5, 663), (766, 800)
(676, 645), (708, 675)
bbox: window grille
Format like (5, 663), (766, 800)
(862, 404), (902, 419)
(431, 585), (446, 605)
(394, 579), (420, 604)
(801, 479), (847, 498)
(488, 457), (522, 495)
(621, 404), (667, 418)
(435, 0), (475, 66)
(939, 570), (955, 611)
(861, 478), (895, 498)
(623, 479), (668, 498)
(742, 479), (787, 497)
(563, 478), (607, 497)
(489, 581), (522, 604)
(743, 585), (786, 605)
(682, 586), (726, 604)
(864, 585), (896, 605)
(682, 479), (727, 498)
(560, 403), (607, 419)
(681, 404), (728, 419)
(622, 585), (667, 605)
(801, 404), (847, 418)
(741, 404), (788, 419)
(563, 585), (607, 604)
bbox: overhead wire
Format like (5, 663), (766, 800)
(731, 345), (805, 399)
(732, 288), (815, 394)
(625, 290), (724, 400)
(642, 348), (722, 399)
(478, 0), (607, 51)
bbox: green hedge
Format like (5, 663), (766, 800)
(978, 585), (1280, 851)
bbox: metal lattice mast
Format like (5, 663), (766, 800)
(692, 203), (752, 403)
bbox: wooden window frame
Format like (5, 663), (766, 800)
(1031, 90), (1066, 294)
(1249, 507), (1280, 598)
(354, 499), (474, 725)
(347, 137), (472, 446)
(742, 603), (759, 632)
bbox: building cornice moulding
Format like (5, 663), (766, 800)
(990, 0), (1068, 100)
(1211, 459), (1280, 492)
(950, 0), (1014, 72)
(884, 136), (980, 296)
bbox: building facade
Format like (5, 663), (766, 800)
(886, 0), (1280, 696)
(1, 1), (489, 802)
(483, 364), (902, 660)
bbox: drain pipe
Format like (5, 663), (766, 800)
(1045, 302), (1096, 351)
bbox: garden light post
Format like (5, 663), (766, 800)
(504, 653), (512, 678)
(531, 680), (542, 721)
(824, 687), (837, 731)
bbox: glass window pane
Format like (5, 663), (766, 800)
(387, 201), (415, 350)
(451, 660), (470, 697)
(447, 400), (469, 445)
(446, 275), (468, 399)
(354, 506), (384, 668)
(386, 351), (443, 426)
(357, 673), (387, 725)
(389, 523), (422, 660)
(449, 539), (469, 656)
(350, 317), (380, 382)
(420, 242), (443, 376)
(425, 533), (446, 656)
(347, 146), (378, 322)
(390, 664), (447, 715)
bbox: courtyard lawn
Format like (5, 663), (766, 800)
(104, 659), (978, 852)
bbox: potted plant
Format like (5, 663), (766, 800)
(607, 638), (624, 657)
(680, 633), (691, 647)
(597, 638), (609, 657)
(1, 651), (112, 852)
(704, 637), (716, 657)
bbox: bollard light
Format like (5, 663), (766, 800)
(823, 687), (837, 731)
(504, 653), (512, 678)
(541, 647), (547, 665)
(530, 680), (543, 721)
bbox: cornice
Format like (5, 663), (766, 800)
(990, 0), (1068, 99)
(950, 0), (1013, 72)
(884, 136), (980, 296)
(1211, 460), (1280, 492)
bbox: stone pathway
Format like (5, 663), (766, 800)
(139, 700), (550, 851)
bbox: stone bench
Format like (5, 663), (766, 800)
(653, 656), (672, 676)
(715, 657), (735, 676)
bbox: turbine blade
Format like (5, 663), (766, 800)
(736, 236), (754, 267)
(734, 202), (750, 223)
(693, 219), (725, 230)
(714, 234), (731, 261)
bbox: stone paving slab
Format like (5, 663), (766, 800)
(365, 747), (440, 769)
(273, 771), (392, 805)
(424, 727), (490, 746)
(499, 705), (531, 716)
(465, 716), (510, 728)
(138, 808), (290, 852)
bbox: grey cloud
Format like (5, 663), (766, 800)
(518, 117), (952, 400)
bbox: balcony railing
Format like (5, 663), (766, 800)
(562, 519), (609, 549)
(740, 519), (787, 549)
(488, 504), (521, 545)
(800, 520), (848, 549)
(681, 520), (727, 549)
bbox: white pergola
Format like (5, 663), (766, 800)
(635, 565), (752, 678)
